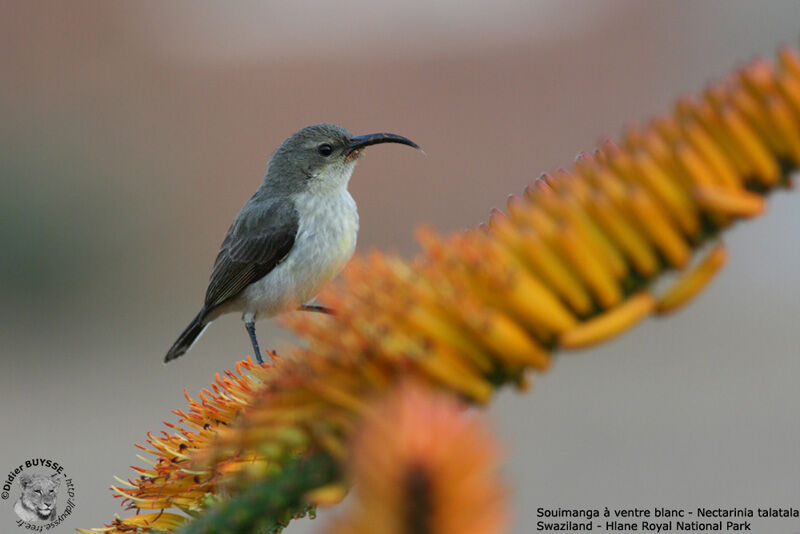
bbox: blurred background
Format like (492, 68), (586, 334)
(2, 1), (799, 532)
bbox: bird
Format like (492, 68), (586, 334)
(165, 123), (420, 364)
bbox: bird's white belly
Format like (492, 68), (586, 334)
(239, 190), (358, 319)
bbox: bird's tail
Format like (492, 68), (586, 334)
(164, 310), (209, 363)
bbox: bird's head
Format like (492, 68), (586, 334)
(265, 123), (420, 193)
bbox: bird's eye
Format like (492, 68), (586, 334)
(317, 143), (333, 157)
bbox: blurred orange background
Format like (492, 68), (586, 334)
(2, 2), (799, 533)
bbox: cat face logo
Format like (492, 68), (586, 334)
(14, 473), (60, 524)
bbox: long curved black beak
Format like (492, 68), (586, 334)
(347, 132), (420, 154)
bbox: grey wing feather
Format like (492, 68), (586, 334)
(202, 199), (299, 314)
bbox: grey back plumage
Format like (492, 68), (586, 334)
(202, 197), (299, 316)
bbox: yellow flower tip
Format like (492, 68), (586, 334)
(539, 171), (559, 189)
(514, 373), (533, 392)
(574, 150), (597, 167)
(600, 139), (627, 165)
(719, 105), (780, 185)
(778, 46), (800, 78)
(559, 292), (656, 349)
(674, 95), (700, 117)
(327, 381), (508, 534)
(505, 193), (523, 211)
(622, 123), (646, 147)
(306, 483), (349, 507)
(657, 243), (728, 315)
(629, 186), (690, 269)
(693, 184), (766, 218)
(557, 223), (622, 308)
(415, 226), (446, 257)
(103, 512), (188, 531)
(534, 175), (555, 195)
(487, 207), (508, 228)
(741, 56), (777, 91)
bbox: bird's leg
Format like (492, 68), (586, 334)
(299, 304), (336, 315)
(244, 321), (265, 364)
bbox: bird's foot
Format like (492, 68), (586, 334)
(245, 321), (268, 364)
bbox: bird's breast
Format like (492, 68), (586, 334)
(241, 189), (359, 317)
(295, 189), (359, 275)
(289, 190), (359, 301)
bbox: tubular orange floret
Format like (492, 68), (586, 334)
(585, 190), (660, 277)
(766, 96), (800, 165)
(720, 105), (781, 185)
(514, 226), (594, 314)
(632, 148), (700, 232)
(326, 381), (508, 534)
(557, 223), (623, 308)
(628, 186), (691, 268)
(680, 118), (741, 189)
